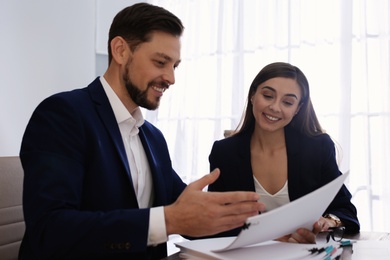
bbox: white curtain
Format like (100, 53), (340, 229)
(142, 0), (390, 232)
(125, 0), (390, 231)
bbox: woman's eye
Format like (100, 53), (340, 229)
(263, 94), (273, 99)
(283, 101), (294, 106)
(155, 60), (165, 66)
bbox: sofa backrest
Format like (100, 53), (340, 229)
(0, 156), (25, 260)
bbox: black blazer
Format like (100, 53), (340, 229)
(19, 78), (186, 259)
(208, 125), (360, 237)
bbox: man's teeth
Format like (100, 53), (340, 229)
(265, 114), (279, 121)
(153, 86), (165, 93)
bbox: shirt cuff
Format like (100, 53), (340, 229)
(147, 206), (168, 246)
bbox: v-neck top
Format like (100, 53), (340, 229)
(253, 176), (290, 212)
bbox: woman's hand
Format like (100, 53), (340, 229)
(276, 220), (325, 244)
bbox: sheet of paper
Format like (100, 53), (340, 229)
(212, 172), (349, 252)
(176, 237), (342, 260)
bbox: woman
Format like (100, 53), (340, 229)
(208, 62), (359, 242)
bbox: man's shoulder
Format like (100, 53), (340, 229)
(40, 78), (100, 106)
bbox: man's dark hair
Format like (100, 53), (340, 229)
(107, 3), (184, 63)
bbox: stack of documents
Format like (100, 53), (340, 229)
(175, 173), (349, 259)
(176, 238), (343, 259)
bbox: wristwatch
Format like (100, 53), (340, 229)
(324, 213), (341, 227)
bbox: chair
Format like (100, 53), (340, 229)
(0, 156), (25, 260)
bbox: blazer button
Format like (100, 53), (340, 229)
(125, 242), (131, 250)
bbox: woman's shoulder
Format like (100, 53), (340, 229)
(214, 131), (250, 146)
(286, 127), (336, 155)
(287, 126), (333, 143)
(210, 132), (250, 158)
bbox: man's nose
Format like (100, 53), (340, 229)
(162, 67), (175, 85)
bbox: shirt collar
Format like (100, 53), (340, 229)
(99, 76), (144, 129)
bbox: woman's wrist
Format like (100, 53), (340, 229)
(323, 213), (342, 227)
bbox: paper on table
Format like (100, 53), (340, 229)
(213, 172), (349, 252)
(175, 237), (342, 260)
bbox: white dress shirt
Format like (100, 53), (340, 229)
(100, 76), (167, 246)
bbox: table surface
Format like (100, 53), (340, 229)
(344, 231), (390, 241)
(338, 231), (390, 259)
(164, 231), (390, 260)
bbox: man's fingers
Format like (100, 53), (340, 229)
(187, 169), (260, 206)
(221, 199), (264, 215)
(188, 168), (220, 191)
(211, 191), (261, 206)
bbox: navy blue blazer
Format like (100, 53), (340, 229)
(19, 78), (186, 260)
(208, 125), (360, 237)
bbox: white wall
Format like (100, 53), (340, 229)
(0, 0), (96, 156)
(94, 0), (141, 75)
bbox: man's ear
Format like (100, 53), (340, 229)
(110, 36), (129, 65)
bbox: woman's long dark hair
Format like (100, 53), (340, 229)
(236, 62), (324, 137)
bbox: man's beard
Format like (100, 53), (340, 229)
(123, 64), (161, 111)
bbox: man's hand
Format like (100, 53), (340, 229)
(164, 168), (265, 237)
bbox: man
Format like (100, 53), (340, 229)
(19, 3), (264, 259)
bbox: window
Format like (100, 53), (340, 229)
(97, 0), (390, 232)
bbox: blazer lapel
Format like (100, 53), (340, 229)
(285, 125), (300, 157)
(285, 125), (302, 200)
(87, 78), (131, 178)
(137, 126), (167, 206)
(215, 130), (255, 191)
(237, 131), (257, 191)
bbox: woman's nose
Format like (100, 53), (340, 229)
(269, 102), (280, 112)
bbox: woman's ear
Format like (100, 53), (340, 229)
(110, 36), (129, 65)
(295, 103), (303, 115)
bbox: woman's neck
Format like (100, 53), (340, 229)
(251, 127), (286, 153)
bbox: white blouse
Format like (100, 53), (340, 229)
(253, 176), (290, 212)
